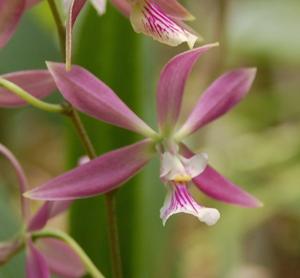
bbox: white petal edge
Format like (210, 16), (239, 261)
(180, 153), (208, 178)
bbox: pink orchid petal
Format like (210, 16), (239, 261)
(180, 143), (262, 207)
(25, 140), (155, 201)
(0, 0), (25, 48)
(38, 238), (85, 278)
(193, 166), (262, 208)
(177, 68), (257, 138)
(28, 201), (72, 231)
(111, 0), (131, 17)
(155, 0), (194, 20)
(0, 240), (22, 265)
(0, 143), (29, 219)
(47, 62), (156, 137)
(157, 44), (218, 133)
(66, 0), (87, 70)
(0, 70), (57, 107)
(89, 0), (106, 15)
(26, 241), (50, 278)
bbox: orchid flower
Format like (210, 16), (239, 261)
(0, 143), (86, 277)
(66, 0), (199, 69)
(25, 43), (262, 226)
(115, 0), (198, 47)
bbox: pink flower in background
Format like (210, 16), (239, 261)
(25, 43), (262, 226)
(0, 143), (85, 278)
(68, 0), (198, 47)
(66, 0), (199, 68)
(0, 0), (199, 67)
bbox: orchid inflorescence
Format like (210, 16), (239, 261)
(0, 0), (262, 277)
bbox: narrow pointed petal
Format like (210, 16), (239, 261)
(28, 201), (72, 231)
(89, 0), (106, 14)
(0, 0), (25, 48)
(130, 0), (198, 48)
(25, 140), (155, 201)
(0, 240), (22, 265)
(155, 0), (194, 20)
(160, 183), (220, 226)
(38, 239), (85, 278)
(0, 143), (29, 219)
(111, 0), (131, 17)
(180, 143), (262, 208)
(193, 166), (262, 208)
(177, 68), (257, 138)
(26, 241), (50, 278)
(47, 62), (156, 137)
(157, 44), (218, 133)
(0, 70), (57, 107)
(66, 0), (87, 70)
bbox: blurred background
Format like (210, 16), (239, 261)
(0, 0), (300, 277)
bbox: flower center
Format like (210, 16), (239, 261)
(173, 174), (191, 183)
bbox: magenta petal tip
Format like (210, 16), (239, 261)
(24, 140), (155, 201)
(193, 166), (262, 208)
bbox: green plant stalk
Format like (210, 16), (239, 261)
(68, 107), (97, 158)
(47, 0), (66, 57)
(32, 229), (104, 278)
(0, 78), (64, 113)
(69, 4), (144, 277)
(105, 192), (123, 278)
(46, 1), (124, 277)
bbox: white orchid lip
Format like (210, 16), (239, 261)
(160, 183), (220, 226)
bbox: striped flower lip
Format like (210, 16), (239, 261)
(130, 0), (198, 48)
(159, 150), (220, 225)
(160, 182), (220, 226)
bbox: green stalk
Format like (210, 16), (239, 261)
(105, 192), (123, 278)
(47, 0), (66, 57)
(69, 4), (144, 277)
(0, 78), (65, 114)
(31, 229), (104, 278)
(46, 1), (124, 277)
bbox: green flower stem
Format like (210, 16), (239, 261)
(105, 191), (123, 278)
(31, 229), (105, 278)
(0, 239), (25, 266)
(0, 78), (65, 114)
(67, 107), (97, 159)
(47, 0), (66, 58)
(46, 2), (124, 277)
(66, 105), (124, 278)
